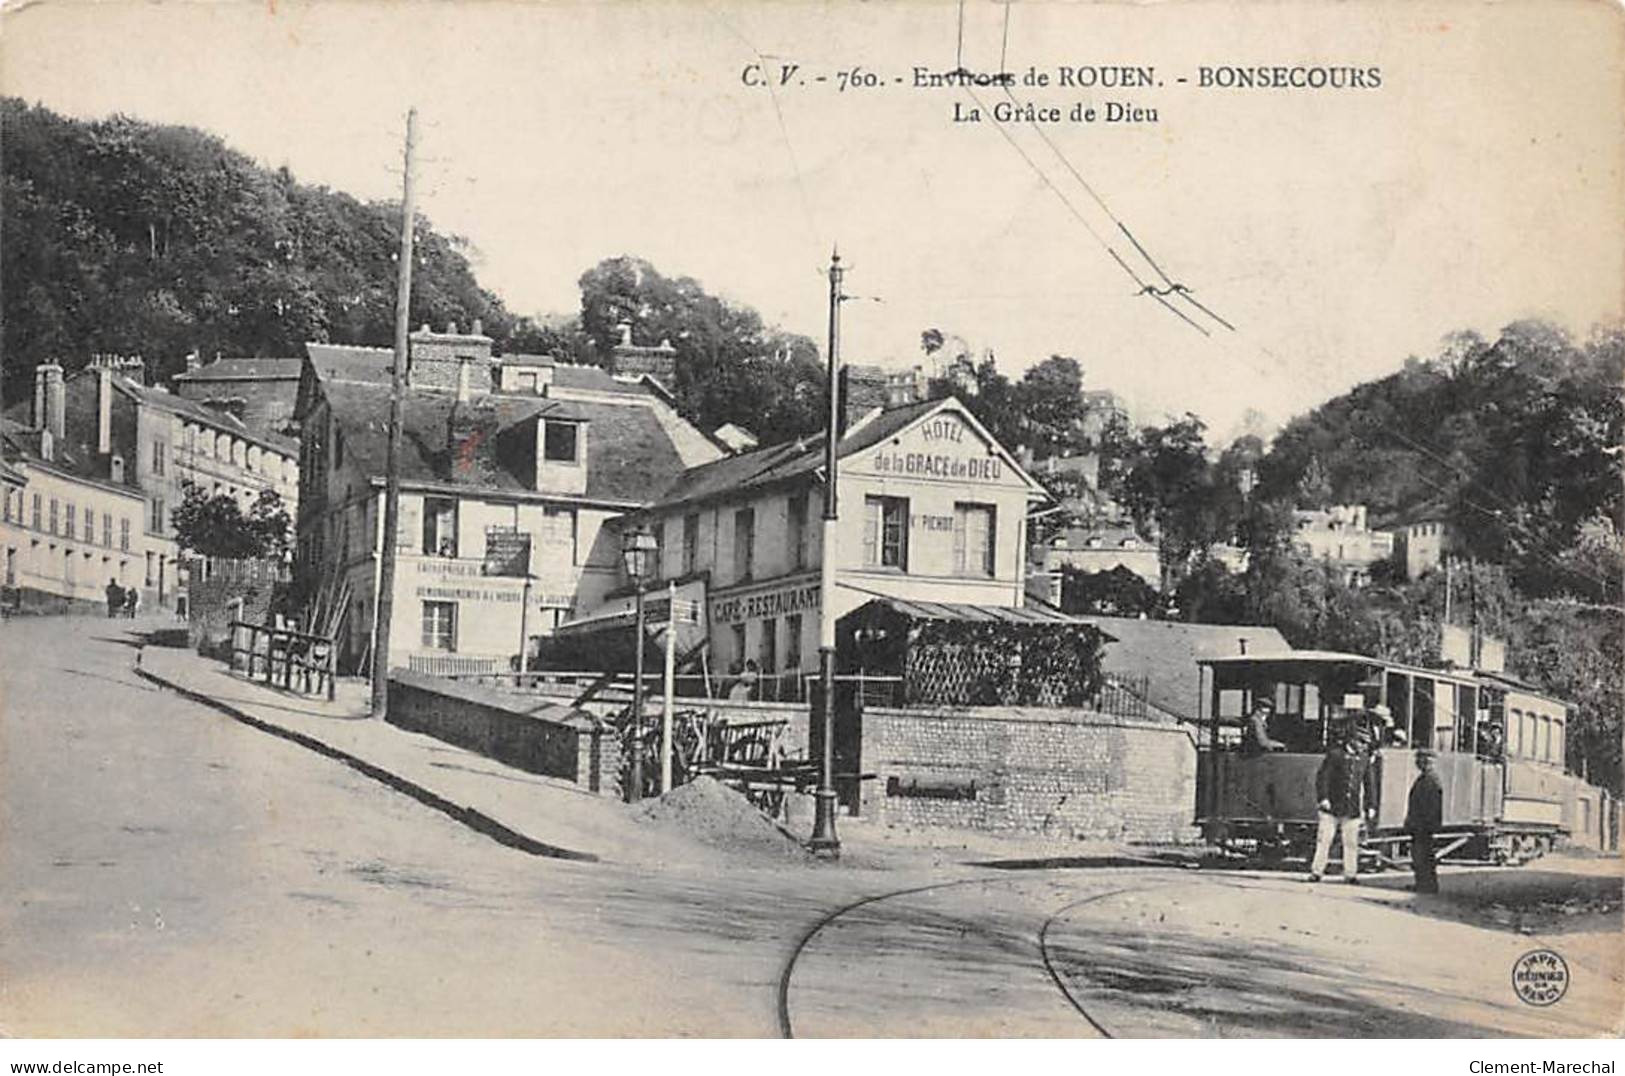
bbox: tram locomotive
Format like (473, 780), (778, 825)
(1194, 650), (1604, 867)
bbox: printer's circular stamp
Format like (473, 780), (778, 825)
(1511, 949), (1569, 1007)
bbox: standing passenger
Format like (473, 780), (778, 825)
(1405, 749), (1443, 894)
(1308, 726), (1380, 884)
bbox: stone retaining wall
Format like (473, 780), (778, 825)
(387, 670), (620, 794)
(858, 704), (1199, 842)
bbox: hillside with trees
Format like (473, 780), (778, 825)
(1042, 319), (1622, 791)
(1, 101), (824, 443)
(0, 98), (515, 403)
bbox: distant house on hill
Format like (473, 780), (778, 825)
(1377, 508), (1461, 580)
(1072, 615), (1291, 724)
(1028, 524), (1160, 605)
(1291, 503), (1393, 585)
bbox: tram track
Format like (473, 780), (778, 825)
(777, 873), (1171, 1038)
(776, 870), (1296, 1038)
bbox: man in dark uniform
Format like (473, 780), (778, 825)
(105, 579), (123, 618)
(1309, 723), (1381, 883)
(1405, 748), (1443, 894)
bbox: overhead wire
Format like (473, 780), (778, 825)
(963, 0), (1616, 599)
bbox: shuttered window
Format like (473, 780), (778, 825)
(864, 496), (907, 569)
(953, 503), (996, 577)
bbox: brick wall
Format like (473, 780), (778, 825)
(187, 557), (280, 652)
(858, 704), (1199, 843)
(387, 670), (621, 794)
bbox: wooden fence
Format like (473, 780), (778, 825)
(229, 620), (338, 700)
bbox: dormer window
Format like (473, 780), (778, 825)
(544, 421), (580, 464)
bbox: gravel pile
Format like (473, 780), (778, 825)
(633, 776), (809, 861)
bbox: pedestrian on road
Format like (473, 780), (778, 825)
(124, 588), (140, 618)
(1308, 724), (1380, 884)
(1405, 748), (1443, 894)
(105, 580), (124, 619)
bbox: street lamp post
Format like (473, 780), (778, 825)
(810, 247), (845, 857)
(621, 526), (658, 803)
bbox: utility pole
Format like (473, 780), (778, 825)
(370, 107), (417, 720)
(1443, 554), (1453, 627)
(810, 247), (844, 857)
(1468, 557), (1480, 668)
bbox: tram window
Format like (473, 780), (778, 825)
(1541, 716), (1553, 763)
(1413, 679), (1436, 749)
(1555, 721), (1564, 765)
(1508, 709), (1522, 757)
(1386, 673), (1411, 741)
(1524, 713), (1538, 760)
(1456, 685), (1476, 749)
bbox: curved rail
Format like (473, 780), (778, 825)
(777, 876), (1155, 1038)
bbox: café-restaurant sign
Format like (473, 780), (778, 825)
(711, 581), (821, 625)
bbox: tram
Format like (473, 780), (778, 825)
(1194, 650), (1596, 866)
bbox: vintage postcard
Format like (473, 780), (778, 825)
(0, 0), (1620, 1063)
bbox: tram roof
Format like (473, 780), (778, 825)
(1199, 650), (1485, 685)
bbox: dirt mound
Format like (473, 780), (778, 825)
(633, 776), (809, 862)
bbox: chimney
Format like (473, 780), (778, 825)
(35, 363), (65, 441)
(97, 366), (113, 454)
(455, 356), (472, 403)
(471, 317), (483, 336)
(837, 364), (887, 435)
(608, 325), (676, 388)
(185, 349), (202, 374)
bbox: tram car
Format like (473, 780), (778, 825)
(1194, 650), (1608, 866)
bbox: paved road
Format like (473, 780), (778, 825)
(0, 616), (850, 1035)
(3, 616), (1618, 1037)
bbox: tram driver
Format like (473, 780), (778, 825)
(1242, 698), (1287, 756)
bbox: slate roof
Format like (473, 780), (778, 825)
(650, 397), (952, 509)
(498, 352), (556, 368)
(1072, 616), (1292, 723)
(305, 343), (394, 386)
(118, 378), (299, 455)
(322, 380), (690, 505)
(305, 342), (654, 398)
(0, 417), (141, 496)
(174, 357), (303, 381)
(0, 373), (296, 462)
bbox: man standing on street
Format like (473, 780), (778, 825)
(1405, 748), (1443, 894)
(1309, 724), (1380, 884)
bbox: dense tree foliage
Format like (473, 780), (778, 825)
(1256, 320), (1624, 603)
(1, 99), (514, 402)
(1059, 565), (1163, 618)
(570, 256), (825, 440)
(171, 484), (292, 560)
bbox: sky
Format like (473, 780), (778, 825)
(3, 0), (1621, 441)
